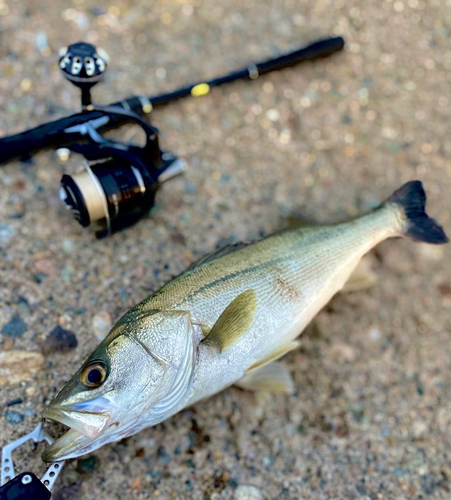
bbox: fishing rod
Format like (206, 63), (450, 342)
(0, 36), (344, 238)
(0, 35), (345, 499)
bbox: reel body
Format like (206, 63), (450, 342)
(56, 43), (186, 237)
(0, 36), (345, 236)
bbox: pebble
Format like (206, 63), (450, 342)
(234, 485), (263, 500)
(25, 386), (36, 397)
(17, 296), (31, 316)
(0, 223), (16, 244)
(41, 325), (78, 354)
(329, 342), (356, 363)
(62, 239), (75, 253)
(34, 259), (58, 275)
(6, 397), (23, 406)
(1, 314), (27, 338)
(5, 410), (24, 425)
(0, 351), (45, 387)
(92, 311), (112, 340)
(131, 476), (142, 490)
(2, 338), (14, 350)
(76, 455), (99, 474)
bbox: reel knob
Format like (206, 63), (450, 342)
(59, 42), (109, 108)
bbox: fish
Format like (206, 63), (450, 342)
(42, 181), (448, 462)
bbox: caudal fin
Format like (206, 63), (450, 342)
(386, 181), (448, 244)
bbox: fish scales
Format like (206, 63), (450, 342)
(41, 181), (448, 461)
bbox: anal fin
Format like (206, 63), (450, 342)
(235, 362), (294, 394)
(341, 256), (378, 293)
(248, 341), (300, 372)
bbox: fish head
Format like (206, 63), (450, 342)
(42, 309), (196, 462)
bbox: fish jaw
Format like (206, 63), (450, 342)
(42, 406), (111, 438)
(42, 406), (111, 462)
(42, 428), (98, 462)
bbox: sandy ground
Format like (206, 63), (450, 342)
(1, 0), (451, 499)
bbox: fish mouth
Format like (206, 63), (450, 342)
(42, 406), (111, 463)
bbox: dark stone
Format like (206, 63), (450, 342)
(157, 446), (171, 464)
(148, 469), (161, 480)
(6, 398), (23, 407)
(17, 296), (31, 316)
(421, 474), (437, 495)
(41, 325), (78, 354)
(170, 232), (186, 245)
(228, 478), (238, 489)
(76, 455), (99, 473)
(33, 272), (45, 283)
(356, 483), (366, 496)
(1, 314), (27, 337)
(5, 410), (24, 424)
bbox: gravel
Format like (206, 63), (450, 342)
(1, 0), (450, 498)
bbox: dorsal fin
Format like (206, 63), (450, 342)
(188, 242), (249, 271)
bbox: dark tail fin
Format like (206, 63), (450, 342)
(386, 180), (448, 244)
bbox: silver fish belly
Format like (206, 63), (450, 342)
(42, 181), (448, 462)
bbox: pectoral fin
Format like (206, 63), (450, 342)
(202, 289), (257, 352)
(248, 341), (300, 371)
(342, 256), (378, 293)
(235, 362), (294, 394)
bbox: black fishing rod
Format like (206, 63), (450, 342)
(0, 36), (344, 238)
(0, 36), (345, 499)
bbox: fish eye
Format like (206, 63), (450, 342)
(80, 360), (108, 388)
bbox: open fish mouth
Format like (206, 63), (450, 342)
(42, 406), (111, 463)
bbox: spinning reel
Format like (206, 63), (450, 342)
(56, 42), (186, 238)
(0, 37), (344, 238)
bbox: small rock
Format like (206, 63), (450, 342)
(329, 342), (356, 363)
(131, 476), (142, 490)
(412, 420), (428, 439)
(34, 259), (58, 275)
(0, 351), (45, 387)
(157, 446), (171, 464)
(62, 239), (75, 253)
(92, 311), (112, 340)
(76, 455), (99, 474)
(6, 397), (23, 407)
(234, 485), (263, 500)
(438, 283), (451, 297)
(41, 325), (78, 354)
(25, 386), (37, 397)
(0, 223), (17, 244)
(1, 314), (27, 337)
(17, 296), (31, 316)
(5, 410), (24, 425)
(2, 338), (14, 350)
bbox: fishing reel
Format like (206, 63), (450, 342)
(0, 424), (64, 500)
(1, 37), (345, 237)
(55, 42), (186, 238)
